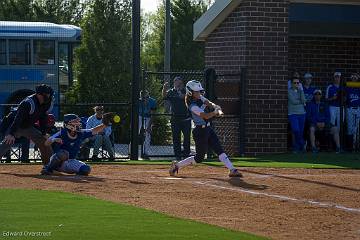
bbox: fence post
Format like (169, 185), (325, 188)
(204, 68), (216, 101)
(130, 0), (140, 160)
(239, 67), (247, 156)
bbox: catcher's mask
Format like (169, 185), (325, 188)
(64, 114), (82, 132)
(186, 80), (204, 96)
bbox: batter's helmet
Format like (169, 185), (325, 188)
(186, 80), (204, 96)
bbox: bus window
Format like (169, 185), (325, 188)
(34, 40), (55, 65)
(0, 40), (6, 65)
(9, 40), (31, 65)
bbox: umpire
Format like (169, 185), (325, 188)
(162, 76), (191, 160)
(0, 84), (54, 164)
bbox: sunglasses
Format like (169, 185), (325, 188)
(293, 82), (300, 84)
(314, 93), (322, 95)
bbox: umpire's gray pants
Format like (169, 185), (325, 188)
(0, 127), (52, 164)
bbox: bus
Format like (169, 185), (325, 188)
(0, 21), (81, 116)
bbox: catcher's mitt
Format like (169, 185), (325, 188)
(102, 112), (115, 126)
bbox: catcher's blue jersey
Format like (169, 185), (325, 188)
(50, 129), (93, 159)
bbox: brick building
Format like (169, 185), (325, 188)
(193, 0), (360, 155)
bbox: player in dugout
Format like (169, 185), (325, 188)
(169, 80), (242, 178)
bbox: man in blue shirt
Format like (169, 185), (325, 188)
(307, 90), (341, 153)
(86, 106), (115, 161)
(139, 90), (157, 159)
(326, 72), (343, 131)
(41, 114), (110, 175)
(346, 73), (360, 151)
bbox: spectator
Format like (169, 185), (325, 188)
(139, 90), (157, 159)
(346, 73), (360, 151)
(302, 72), (316, 148)
(0, 84), (53, 165)
(288, 77), (306, 153)
(288, 71), (303, 90)
(326, 72), (343, 131)
(162, 77), (191, 160)
(307, 89), (341, 153)
(86, 106), (115, 161)
(303, 73), (316, 105)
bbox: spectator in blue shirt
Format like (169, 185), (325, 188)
(303, 73), (316, 106)
(86, 106), (115, 161)
(326, 72), (343, 131)
(346, 73), (360, 151)
(307, 89), (340, 153)
(139, 90), (157, 158)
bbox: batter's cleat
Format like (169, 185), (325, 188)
(229, 168), (242, 178)
(169, 161), (179, 176)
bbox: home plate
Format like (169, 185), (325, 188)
(164, 177), (183, 180)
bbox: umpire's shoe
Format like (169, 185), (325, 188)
(229, 168), (242, 178)
(169, 161), (179, 176)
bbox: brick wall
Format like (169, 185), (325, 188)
(205, 0), (289, 156)
(289, 36), (360, 91)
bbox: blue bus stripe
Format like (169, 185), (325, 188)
(0, 30), (50, 34)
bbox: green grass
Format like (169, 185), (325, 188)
(0, 189), (266, 240)
(226, 153), (360, 169)
(106, 153), (360, 169)
(4, 153), (360, 169)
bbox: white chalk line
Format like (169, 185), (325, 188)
(194, 181), (360, 214)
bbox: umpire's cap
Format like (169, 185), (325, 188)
(36, 84), (54, 96)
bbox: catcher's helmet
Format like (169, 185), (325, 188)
(186, 80), (204, 96)
(64, 114), (81, 132)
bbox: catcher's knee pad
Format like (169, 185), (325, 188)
(78, 165), (91, 176)
(46, 151), (68, 172)
(194, 154), (204, 163)
(57, 150), (69, 161)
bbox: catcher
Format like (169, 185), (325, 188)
(169, 80), (242, 177)
(41, 112), (116, 175)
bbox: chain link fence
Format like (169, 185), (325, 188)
(0, 68), (246, 163)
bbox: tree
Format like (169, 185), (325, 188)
(171, 0), (207, 70)
(70, 0), (132, 104)
(0, 0), (83, 24)
(142, 0), (208, 71)
(0, 0), (35, 21)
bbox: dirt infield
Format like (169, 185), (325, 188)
(0, 164), (359, 240)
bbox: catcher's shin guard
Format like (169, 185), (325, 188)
(41, 150), (69, 175)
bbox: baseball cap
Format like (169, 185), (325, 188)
(173, 76), (183, 82)
(304, 73), (313, 79)
(313, 89), (322, 95)
(94, 105), (104, 112)
(334, 72), (341, 77)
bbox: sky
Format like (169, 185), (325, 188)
(141, 0), (215, 13)
(141, 0), (161, 13)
